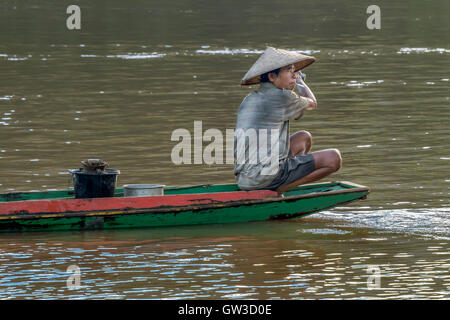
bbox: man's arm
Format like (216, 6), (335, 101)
(295, 72), (317, 110)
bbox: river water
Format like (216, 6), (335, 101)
(0, 0), (449, 299)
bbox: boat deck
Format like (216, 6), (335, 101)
(0, 181), (364, 202)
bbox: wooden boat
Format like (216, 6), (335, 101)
(0, 181), (369, 233)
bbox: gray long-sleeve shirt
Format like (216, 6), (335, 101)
(233, 82), (309, 189)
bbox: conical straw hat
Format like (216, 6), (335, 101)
(240, 47), (316, 85)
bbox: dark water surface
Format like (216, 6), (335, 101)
(0, 0), (449, 299)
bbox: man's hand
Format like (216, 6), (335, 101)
(305, 99), (317, 110)
(295, 71), (305, 85)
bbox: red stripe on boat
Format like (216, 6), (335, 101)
(0, 190), (278, 215)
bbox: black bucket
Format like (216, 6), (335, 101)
(69, 169), (120, 199)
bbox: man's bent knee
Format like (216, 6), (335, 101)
(290, 131), (312, 155)
(330, 148), (342, 172)
(291, 130), (311, 142)
(295, 130), (312, 141)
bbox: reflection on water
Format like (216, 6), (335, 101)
(0, 218), (449, 299)
(0, 0), (449, 299)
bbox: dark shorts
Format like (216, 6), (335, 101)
(260, 152), (315, 191)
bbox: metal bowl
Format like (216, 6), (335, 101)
(123, 184), (165, 197)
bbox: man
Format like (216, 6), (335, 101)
(234, 47), (342, 193)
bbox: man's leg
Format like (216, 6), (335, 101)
(276, 148), (342, 193)
(290, 130), (312, 156)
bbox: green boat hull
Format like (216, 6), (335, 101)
(0, 182), (369, 233)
